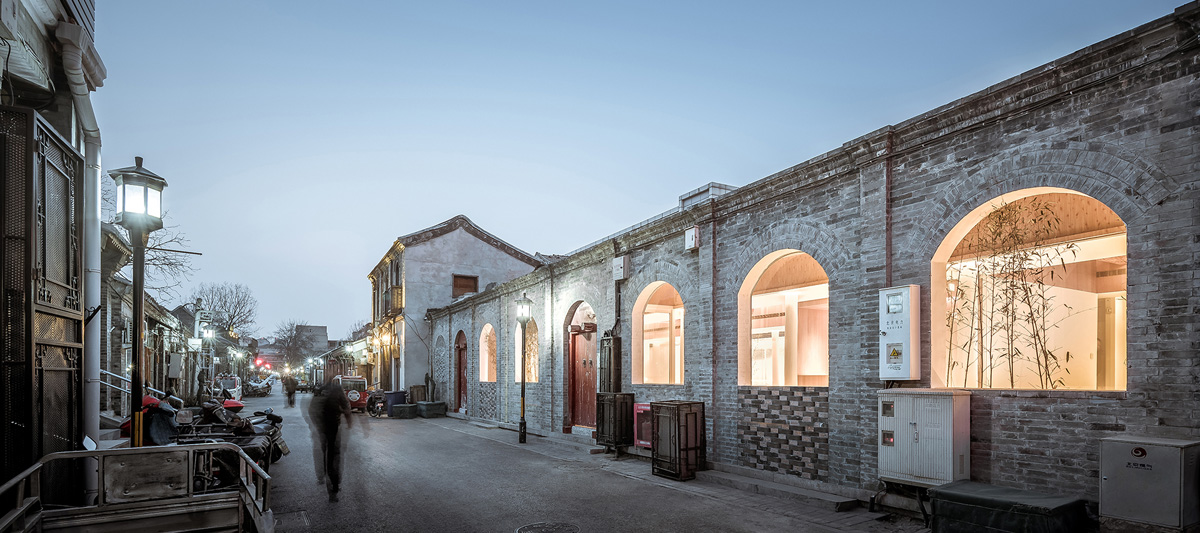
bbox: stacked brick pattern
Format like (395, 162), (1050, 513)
(738, 387), (829, 481)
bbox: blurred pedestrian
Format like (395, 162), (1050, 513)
(283, 374), (298, 407)
(308, 377), (352, 502)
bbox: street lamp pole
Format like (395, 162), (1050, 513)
(108, 157), (167, 448)
(129, 226), (147, 447)
(515, 292), (533, 444)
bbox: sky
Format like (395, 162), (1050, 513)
(91, 1), (1183, 340)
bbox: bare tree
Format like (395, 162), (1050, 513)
(273, 320), (316, 368)
(191, 282), (259, 338)
(345, 319), (370, 341)
(102, 178), (196, 300)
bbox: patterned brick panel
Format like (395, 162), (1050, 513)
(475, 381), (498, 420)
(738, 387), (829, 481)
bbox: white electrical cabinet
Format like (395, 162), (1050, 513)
(878, 388), (970, 487)
(1101, 436), (1200, 528)
(879, 285), (920, 380)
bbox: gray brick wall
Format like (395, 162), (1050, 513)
(738, 387), (830, 481)
(425, 6), (1200, 501)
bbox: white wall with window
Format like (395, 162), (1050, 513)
(737, 250), (829, 387)
(632, 281), (685, 384)
(931, 188), (1127, 390)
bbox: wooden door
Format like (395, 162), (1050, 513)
(455, 333), (468, 412)
(571, 332), (597, 427)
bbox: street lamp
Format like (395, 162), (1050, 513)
(108, 157), (167, 448)
(515, 292), (533, 443)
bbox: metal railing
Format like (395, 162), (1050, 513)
(98, 369), (185, 408)
(0, 441), (272, 533)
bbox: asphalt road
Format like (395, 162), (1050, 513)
(241, 392), (916, 533)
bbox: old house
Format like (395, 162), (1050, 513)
(369, 215), (540, 397)
(419, 3), (1200, 512)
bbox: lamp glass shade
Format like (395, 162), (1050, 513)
(147, 188), (162, 218)
(122, 182), (146, 215)
(516, 293), (533, 325)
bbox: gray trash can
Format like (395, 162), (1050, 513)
(384, 391), (407, 414)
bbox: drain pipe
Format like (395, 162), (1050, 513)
(58, 22), (106, 504)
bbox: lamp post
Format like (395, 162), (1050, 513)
(108, 157), (167, 448)
(515, 292), (532, 443)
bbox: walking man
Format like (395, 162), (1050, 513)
(283, 374), (298, 407)
(308, 378), (352, 502)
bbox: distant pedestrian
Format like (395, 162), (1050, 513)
(283, 375), (298, 407)
(308, 377), (352, 502)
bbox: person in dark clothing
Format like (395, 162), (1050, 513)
(283, 375), (298, 407)
(308, 378), (352, 502)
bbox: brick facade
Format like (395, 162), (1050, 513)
(424, 5), (1200, 502)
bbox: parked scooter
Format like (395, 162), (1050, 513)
(366, 390), (386, 418)
(243, 380), (272, 397)
(118, 394), (180, 446)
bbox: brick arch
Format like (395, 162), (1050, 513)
(625, 256), (698, 302)
(913, 141), (1173, 261)
(727, 218), (853, 289)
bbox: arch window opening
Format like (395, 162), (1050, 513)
(479, 324), (496, 382)
(932, 190), (1127, 390)
(739, 250), (829, 387)
(513, 319), (539, 383)
(633, 282), (685, 385)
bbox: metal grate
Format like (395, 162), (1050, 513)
(596, 392), (634, 447)
(650, 400), (706, 481)
(0, 107), (84, 486)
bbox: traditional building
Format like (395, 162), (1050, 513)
(422, 3), (1200, 509)
(368, 215), (540, 396)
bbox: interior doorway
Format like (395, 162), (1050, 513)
(455, 331), (468, 413)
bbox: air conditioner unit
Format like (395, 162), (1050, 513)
(878, 388), (970, 487)
(1101, 436), (1200, 529)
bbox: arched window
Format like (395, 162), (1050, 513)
(513, 319), (539, 383)
(633, 282), (685, 384)
(479, 324), (496, 382)
(931, 188), (1127, 390)
(737, 250), (829, 387)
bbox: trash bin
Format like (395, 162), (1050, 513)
(384, 391), (407, 414)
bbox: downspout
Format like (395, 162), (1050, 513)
(884, 129), (895, 287)
(58, 22), (104, 504)
(709, 201), (718, 456)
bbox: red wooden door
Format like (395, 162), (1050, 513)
(571, 332), (597, 427)
(456, 333), (468, 412)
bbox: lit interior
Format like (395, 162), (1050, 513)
(932, 190), (1127, 391)
(740, 250), (829, 387)
(513, 319), (539, 383)
(637, 283), (685, 384)
(479, 323), (496, 382)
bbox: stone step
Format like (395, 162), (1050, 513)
(696, 470), (859, 512)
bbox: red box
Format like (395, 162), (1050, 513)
(634, 403), (652, 448)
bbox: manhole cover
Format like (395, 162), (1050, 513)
(516, 522), (580, 533)
(275, 510), (310, 528)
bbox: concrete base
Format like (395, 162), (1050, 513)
(417, 401), (447, 418)
(389, 404), (418, 419)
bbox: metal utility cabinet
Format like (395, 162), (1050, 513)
(878, 389), (970, 487)
(1101, 436), (1200, 529)
(651, 401), (705, 481)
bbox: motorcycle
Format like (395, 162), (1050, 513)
(243, 380), (272, 397)
(366, 390), (386, 418)
(180, 399), (290, 465)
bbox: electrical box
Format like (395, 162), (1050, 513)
(1101, 436), (1200, 528)
(879, 285), (920, 380)
(613, 255), (630, 280)
(878, 388), (970, 487)
(684, 226), (699, 251)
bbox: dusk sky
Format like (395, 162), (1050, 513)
(92, 1), (1182, 339)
